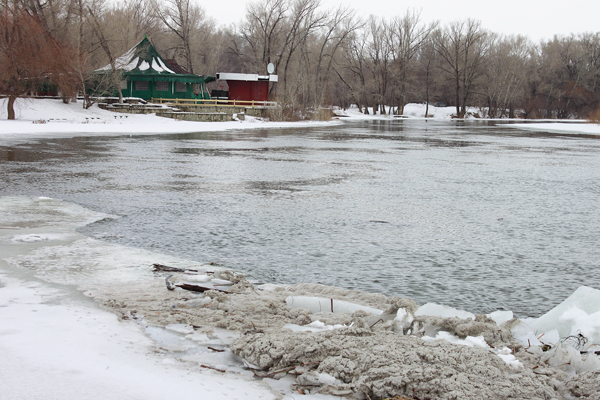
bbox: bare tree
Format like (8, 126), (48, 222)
(152, 0), (214, 74)
(336, 29), (371, 113)
(236, 0), (289, 72)
(364, 16), (392, 114)
(434, 19), (489, 118)
(0, 3), (78, 119)
(311, 5), (360, 109)
(481, 35), (532, 118)
(277, 0), (326, 100)
(87, 1), (124, 103)
(389, 10), (436, 114)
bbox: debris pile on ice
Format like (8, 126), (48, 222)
(231, 327), (559, 399)
(98, 264), (600, 398)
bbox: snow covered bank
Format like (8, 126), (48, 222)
(3, 196), (600, 399)
(506, 122), (600, 136)
(0, 98), (339, 144)
(338, 103), (600, 136)
(338, 103), (484, 120)
(0, 274), (275, 400)
(3, 99), (599, 146)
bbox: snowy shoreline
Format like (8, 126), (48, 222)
(2, 196), (600, 399)
(1, 99), (600, 145)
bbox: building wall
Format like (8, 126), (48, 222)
(227, 81), (269, 102)
(125, 80), (200, 100)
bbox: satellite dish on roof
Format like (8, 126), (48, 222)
(267, 63), (275, 74)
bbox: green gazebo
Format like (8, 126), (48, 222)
(95, 37), (214, 101)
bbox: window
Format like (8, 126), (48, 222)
(175, 82), (187, 92)
(120, 80), (127, 89)
(135, 81), (148, 91)
(156, 81), (169, 91)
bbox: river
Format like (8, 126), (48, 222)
(1, 119), (599, 317)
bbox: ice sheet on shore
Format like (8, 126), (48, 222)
(524, 286), (600, 346)
(3, 195), (600, 399)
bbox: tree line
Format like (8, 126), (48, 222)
(2, 0), (600, 120)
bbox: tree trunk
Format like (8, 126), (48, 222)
(7, 95), (16, 120)
(455, 76), (461, 117)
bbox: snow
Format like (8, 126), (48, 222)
(506, 122), (600, 136)
(137, 60), (150, 71)
(0, 98), (340, 145)
(0, 274), (275, 400)
(339, 103), (600, 135)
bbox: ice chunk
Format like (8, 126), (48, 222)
(497, 348), (523, 369)
(542, 343), (600, 375)
(256, 283), (290, 292)
(415, 303), (475, 320)
(184, 274), (211, 283)
(510, 320), (543, 348)
(285, 296), (382, 315)
(211, 278), (233, 285)
(527, 286), (600, 345)
(180, 297), (211, 307)
(421, 331), (489, 349)
(283, 321), (348, 333)
(487, 310), (513, 326)
(540, 329), (561, 345)
(392, 308), (414, 335)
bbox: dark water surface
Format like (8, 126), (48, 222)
(1, 119), (599, 317)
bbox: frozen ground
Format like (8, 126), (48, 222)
(2, 196), (600, 399)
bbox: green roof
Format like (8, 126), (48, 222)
(96, 38), (214, 84)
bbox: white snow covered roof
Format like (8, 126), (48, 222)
(95, 38), (175, 74)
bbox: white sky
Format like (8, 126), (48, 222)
(203, 0), (599, 43)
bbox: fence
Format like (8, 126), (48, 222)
(151, 98), (277, 108)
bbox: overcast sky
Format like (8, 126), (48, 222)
(203, 0), (599, 43)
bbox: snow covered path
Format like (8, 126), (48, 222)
(0, 271), (276, 400)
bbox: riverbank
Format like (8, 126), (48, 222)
(2, 196), (600, 399)
(0, 98), (340, 144)
(2, 98), (599, 144)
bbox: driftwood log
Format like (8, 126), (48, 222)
(164, 275), (230, 293)
(153, 263), (200, 273)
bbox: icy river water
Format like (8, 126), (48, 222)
(1, 119), (599, 318)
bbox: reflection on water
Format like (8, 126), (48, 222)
(1, 120), (599, 317)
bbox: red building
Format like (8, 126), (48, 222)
(215, 73), (278, 102)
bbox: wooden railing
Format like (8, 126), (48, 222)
(151, 98), (277, 108)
